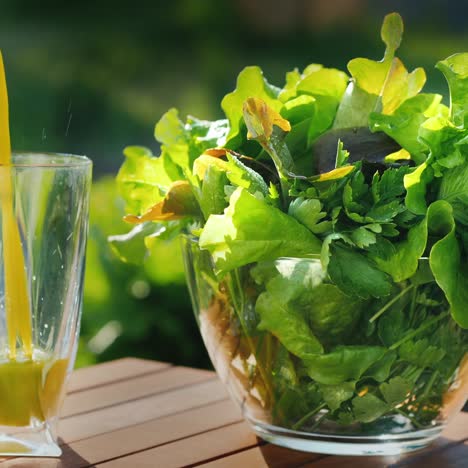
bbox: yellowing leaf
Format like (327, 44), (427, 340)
(243, 97), (291, 142)
(312, 165), (355, 182)
(384, 148), (411, 163)
(382, 59), (426, 114)
(124, 181), (199, 223)
(193, 153), (228, 180)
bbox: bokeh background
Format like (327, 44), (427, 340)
(1, 0), (467, 369)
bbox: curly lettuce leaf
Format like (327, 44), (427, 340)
(428, 200), (468, 328)
(370, 93), (446, 159)
(221, 66), (282, 146)
(199, 187), (321, 272)
(108, 222), (163, 264)
(439, 159), (468, 226)
(155, 108), (229, 172)
(124, 181), (200, 223)
(436, 53), (468, 127)
(370, 217), (427, 282)
(117, 146), (183, 215)
(334, 13), (426, 129)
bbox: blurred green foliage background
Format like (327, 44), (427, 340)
(0, 0), (467, 369)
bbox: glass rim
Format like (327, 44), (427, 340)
(0, 152), (92, 168)
(182, 235), (430, 262)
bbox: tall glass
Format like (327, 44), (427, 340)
(0, 153), (91, 456)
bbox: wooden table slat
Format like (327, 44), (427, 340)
(59, 399), (243, 468)
(67, 358), (170, 393)
(62, 365), (212, 418)
(59, 378), (227, 443)
(96, 421), (259, 468)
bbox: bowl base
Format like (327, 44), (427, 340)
(248, 418), (442, 456)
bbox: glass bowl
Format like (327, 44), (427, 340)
(182, 236), (468, 456)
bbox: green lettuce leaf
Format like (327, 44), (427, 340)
(221, 66), (282, 146)
(256, 269), (324, 359)
(370, 93), (446, 159)
(370, 218), (427, 282)
(438, 159), (468, 226)
(117, 146), (182, 214)
(154, 108), (229, 172)
(108, 222), (163, 264)
(333, 13), (425, 129)
(199, 165), (228, 219)
(436, 53), (468, 127)
(428, 200), (468, 328)
(199, 187), (321, 272)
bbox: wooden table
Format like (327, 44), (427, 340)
(1, 358), (466, 467)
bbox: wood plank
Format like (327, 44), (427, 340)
(0, 400), (243, 468)
(58, 378), (228, 443)
(67, 358), (171, 393)
(58, 399), (242, 467)
(62, 366), (213, 418)
(197, 443), (325, 468)
(95, 421), (259, 468)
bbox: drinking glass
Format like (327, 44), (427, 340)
(0, 153), (92, 456)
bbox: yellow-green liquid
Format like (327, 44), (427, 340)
(0, 356), (68, 427)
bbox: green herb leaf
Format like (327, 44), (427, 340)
(288, 197), (332, 234)
(319, 381), (356, 411)
(398, 338), (446, 369)
(352, 393), (388, 423)
(380, 376), (411, 406)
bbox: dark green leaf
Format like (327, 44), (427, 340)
(306, 345), (385, 384)
(328, 244), (393, 299)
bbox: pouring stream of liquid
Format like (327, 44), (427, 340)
(0, 51), (32, 359)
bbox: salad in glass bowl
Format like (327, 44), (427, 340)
(111, 13), (468, 456)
